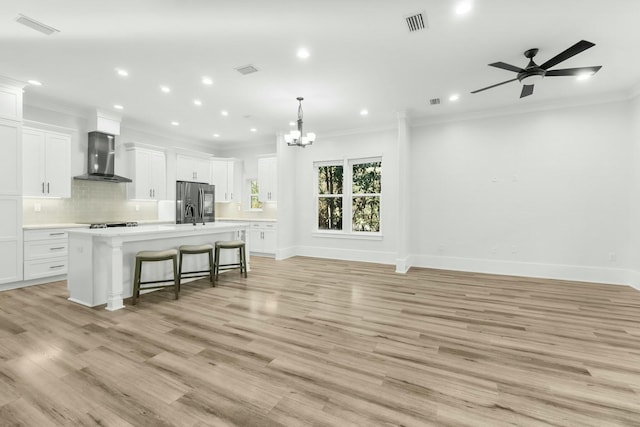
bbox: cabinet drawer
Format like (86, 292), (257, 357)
(24, 229), (68, 241)
(24, 257), (67, 280)
(24, 239), (68, 261)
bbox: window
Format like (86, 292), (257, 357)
(317, 164), (343, 230)
(250, 179), (263, 209)
(351, 160), (381, 232)
(315, 157), (382, 235)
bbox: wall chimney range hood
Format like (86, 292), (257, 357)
(73, 131), (132, 183)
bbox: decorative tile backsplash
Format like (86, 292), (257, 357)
(23, 180), (158, 225)
(215, 201), (277, 220)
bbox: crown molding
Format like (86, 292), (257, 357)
(410, 88), (633, 129)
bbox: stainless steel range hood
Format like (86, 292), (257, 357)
(74, 131), (132, 183)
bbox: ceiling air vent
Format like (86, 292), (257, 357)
(405, 12), (427, 32)
(235, 65), (259, 75)
(429, 98), (441, 105)
(15, 14), (59, 35)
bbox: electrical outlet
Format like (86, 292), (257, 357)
(34, 203), (41, 212)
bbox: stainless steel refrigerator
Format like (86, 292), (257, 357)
(176, 180), (216, 224)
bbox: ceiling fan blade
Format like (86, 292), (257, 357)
(471, 78), (518, 94)
(489, 62), (525, 73)
(545, 65), (602, 77)
(540, 40), (595, 70)
(520, 84), (534, 98)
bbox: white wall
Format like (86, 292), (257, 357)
(291, 128), (399, 264)
(410, 100), (633, 284)
(628, 96), (640, 285)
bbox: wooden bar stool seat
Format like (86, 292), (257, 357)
(214, 240), (247, 282)
(178, 244), (215, 287)
(132, 249), (180, 305)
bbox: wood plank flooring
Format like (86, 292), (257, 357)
(1, 256), (640, 426)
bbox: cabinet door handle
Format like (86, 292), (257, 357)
(225, 192), (227, 200)
(42, 182), (45, 194)
(49, 247), (65, 250)
(49, 232), (65, 236)
(230, 192), (233, 200)
(49, 265), (65, 269)
(47, 182), (50, 194)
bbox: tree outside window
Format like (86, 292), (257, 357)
(317, 165), (343, 230)
(351, 161), (381, 232)
(315, 158), (381, 234)
(250, 179), (263, 209)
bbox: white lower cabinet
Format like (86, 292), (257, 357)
(249, 222), (276, 256)
(24, 229), (69, 280)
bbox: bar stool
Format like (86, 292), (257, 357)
(178, 244), (215, 287)
(132, 249), (179, 305)
(214, 240), (247, 282)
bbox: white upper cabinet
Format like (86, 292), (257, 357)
(258, 156), (277, 202)
(126, 146), (166, 200)
(177, 154), (210, 183)
(22, 127), (71, 198)
(210, 159), (235, 202)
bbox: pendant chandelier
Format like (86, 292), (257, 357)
(285, 97), (316, 147)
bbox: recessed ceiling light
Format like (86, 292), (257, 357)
(27, 79), (42, 86)
(213, 133), (220, 138)
(160, 85), (171, 93)
(289, 121), (295, 126)
(115, 68), (128, 77)
(449, 94), (460, 101)
(360, 109), (369, 116)
(250, 128), (257, 132)
(221, 110), (229, 116)
(202, 76), (213, 85)
(113, 104), (124, 110)
(171, 121), (179, 126)
(455, 1), (473, 15)
(193, 99), (202, 106)
(577, 73), (594, 81)
(297, 48), (310, 59)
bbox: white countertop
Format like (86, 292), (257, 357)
(67, 221), (248, 238)
(216, 218), (277, 222)
(23, 223), (90, 230)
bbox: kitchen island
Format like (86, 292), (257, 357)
(67, 222), (249, 311)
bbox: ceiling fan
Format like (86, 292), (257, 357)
(471, 40), (602, 98)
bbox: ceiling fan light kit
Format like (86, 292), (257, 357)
(471, 40), (602, 98)
(285, 97), (316, 147)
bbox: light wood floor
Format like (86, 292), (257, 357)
(1, 257), (640, 426)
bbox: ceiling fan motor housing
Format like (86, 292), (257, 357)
(517, 48), (546, 84)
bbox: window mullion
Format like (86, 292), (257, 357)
(345, 159), (352, 233)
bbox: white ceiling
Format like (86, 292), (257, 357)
(2, 0), (639, 147)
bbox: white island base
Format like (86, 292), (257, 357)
(67, 223), (249, 311)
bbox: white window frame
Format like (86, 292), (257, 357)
(313, 156), (383, 240)
(245, 178), (263, 211)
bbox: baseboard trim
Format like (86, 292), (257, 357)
(0, 274), (66, 292)
(411, 254), (632, 287)
(295, 246), (396, 265)
(275, 246), (296, 261)
(395, 256), (412, 274)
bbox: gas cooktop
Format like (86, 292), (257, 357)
(89, 222), (138, 229)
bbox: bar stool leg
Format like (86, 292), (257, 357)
(173, 255), (180, 300)
(178, 251), (184, 292)
(133, 257), (141, 305)
(214, 246), (220, 282)
(241, 245), (248, 278)
(208, 249), (215, 285)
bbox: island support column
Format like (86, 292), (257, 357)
(105, 237), (125, 311)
